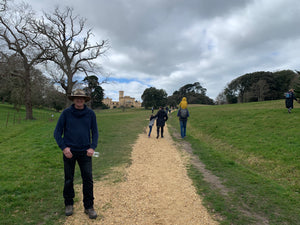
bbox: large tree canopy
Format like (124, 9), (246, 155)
(221, 70), (299, 103)
(141, 87), (167, 109)
(167, 82), (214, 106)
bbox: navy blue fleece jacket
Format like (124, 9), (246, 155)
(54, 104), (98, 151)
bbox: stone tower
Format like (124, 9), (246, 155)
(119, 91), (125, 106)
(119, 91), (124, 99)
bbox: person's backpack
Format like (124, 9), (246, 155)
(285, 92), (292, 99)
(180, 108), (188, 119)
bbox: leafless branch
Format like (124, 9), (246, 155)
(33, 6), (109, 106)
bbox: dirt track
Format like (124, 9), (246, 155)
(64, 124), (218, 225)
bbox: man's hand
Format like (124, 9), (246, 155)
(63, 147), (73, 159)
(86, 148), (95, 157)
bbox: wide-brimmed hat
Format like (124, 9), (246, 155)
(68, 89), (91, 102)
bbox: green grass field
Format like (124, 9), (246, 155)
(1, 101), (299, 224)
(168, 100), (300, 224)
(0, 105), (149, 224)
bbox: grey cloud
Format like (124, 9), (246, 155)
(28, 0), (300, 100)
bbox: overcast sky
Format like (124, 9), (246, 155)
(28, 0), (300, 101)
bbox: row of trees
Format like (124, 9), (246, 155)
(141, 69), (300, 109)
(0, 0), (109, 118)
(0, 59), (65, 111)
(216, 70), (299, 104)
(0, 60), (106, 112)
(141, 82), (214, 109)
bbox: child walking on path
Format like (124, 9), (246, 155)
(148, 114), (156, 137)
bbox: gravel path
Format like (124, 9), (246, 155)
(64, 124), (218, 225)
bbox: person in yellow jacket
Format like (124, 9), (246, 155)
(177, 97), (190, 138)
(179, 97), (188, 109)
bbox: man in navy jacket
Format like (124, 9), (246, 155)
(154, 106), (168, 138)
(54, 89), (98, 219)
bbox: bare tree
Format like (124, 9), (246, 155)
(0, 2), (49, 119)
(34, 7), (109, 107)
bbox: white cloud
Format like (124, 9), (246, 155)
(28, 0), (300, 101)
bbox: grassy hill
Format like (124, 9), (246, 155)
(168, 100), (300, 224)
(1, 101), (299, 224)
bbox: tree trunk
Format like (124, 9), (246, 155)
(24, 70), (33, 120)
(64, 75), (75, 108)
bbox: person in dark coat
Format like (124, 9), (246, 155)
(285, 89), (297, 113)
(54, 89), (98, 219)
(154, 106), (168, 138)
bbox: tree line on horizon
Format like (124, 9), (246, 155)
(140, 69), (300, 108)
(216, 70), (300, 104)
(141, 82), (214, 109)
(1, 56), (298, 112)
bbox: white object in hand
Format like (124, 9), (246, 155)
(93, 152), (99, 157)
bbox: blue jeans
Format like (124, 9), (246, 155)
(180, 120), (187, 138)
(148, 125), (153, 136)
(63, 151), (94, 209)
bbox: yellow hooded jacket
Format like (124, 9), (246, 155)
(179, 97), (188, 109)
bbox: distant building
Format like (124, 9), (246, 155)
(102, 91), (142, 109)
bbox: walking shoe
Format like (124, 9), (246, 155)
(65, 205), (73, 216)
(84, 208), (97, 219)
(156, 135), (159, 139)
